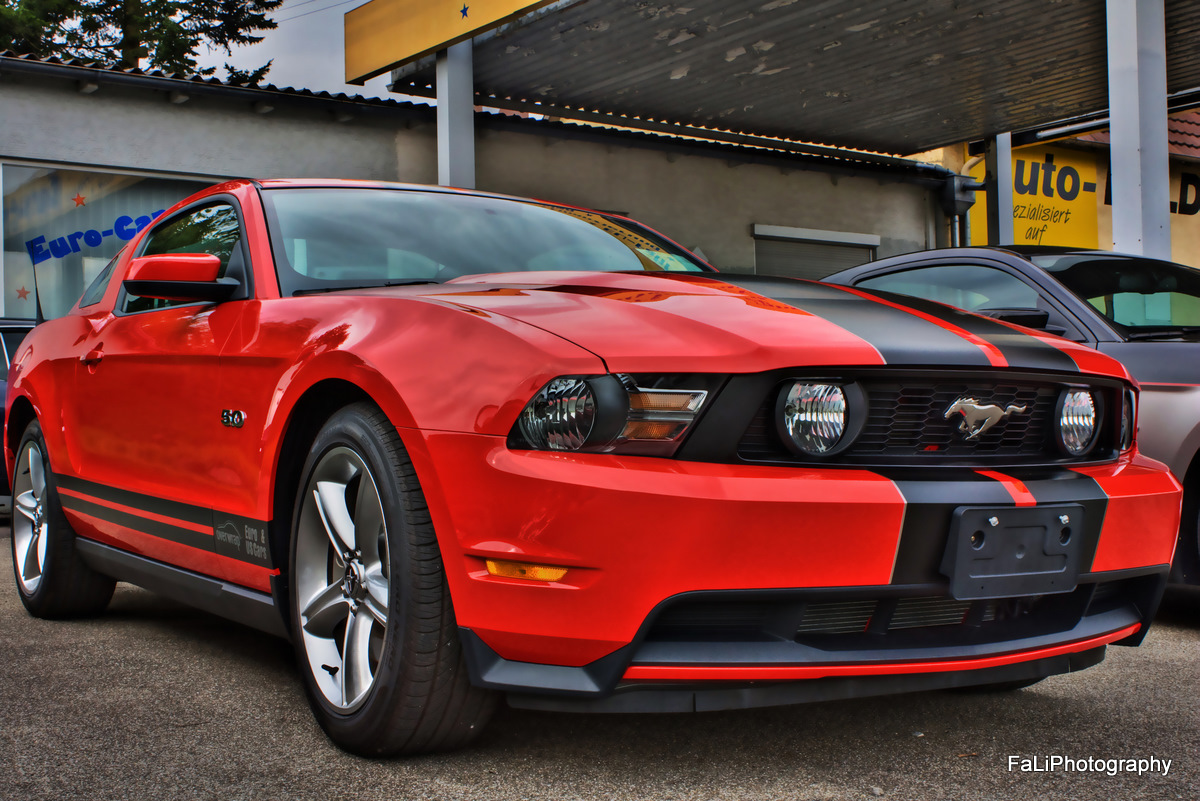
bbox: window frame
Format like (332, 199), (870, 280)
(849, 256), (1095, 343)
(114, 194), (253, 317)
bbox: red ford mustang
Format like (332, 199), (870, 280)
(6, 179), (1181, 756)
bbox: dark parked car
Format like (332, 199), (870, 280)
(0, 318), (35, 515)
(825, 246), (1200, 584)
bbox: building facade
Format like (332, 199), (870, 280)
(0, 53), (954, 319)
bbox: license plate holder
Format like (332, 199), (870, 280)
(941, 504), (1084, 600)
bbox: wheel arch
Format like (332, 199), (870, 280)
(266, 378), (376, 621)
(1172, 447), (1200, 583)
(5, 394), (38, 489)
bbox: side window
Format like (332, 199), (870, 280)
(858, 263), (1085, 340)
(122, 203), (242, 314)
(857, 264), (1039, 312)
(79, 251), (123, 308)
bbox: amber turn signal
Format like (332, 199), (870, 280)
(485, 559), (569, 582)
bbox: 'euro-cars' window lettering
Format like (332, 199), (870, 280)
(260, 188), (710, 296)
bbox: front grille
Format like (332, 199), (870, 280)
(736, 374), (1115, 466)
(856, 382), (1055, 456)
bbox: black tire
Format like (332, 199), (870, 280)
(288, 402), (496, 756)
(10, 420), (115, 618)
(1171, 482), (1200, 585)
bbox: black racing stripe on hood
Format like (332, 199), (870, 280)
(710, 274), (1081, 373)
(708, 275), (991, 367)
(851, 287), (1081, 374)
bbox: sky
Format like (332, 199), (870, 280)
(194, 0), (395, 98)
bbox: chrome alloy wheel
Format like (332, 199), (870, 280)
(295, 446), (390, 712)
(13, 440), (49, 595)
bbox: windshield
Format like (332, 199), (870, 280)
(1033, 252), (1200, 335)
(261, 187), (710, 296)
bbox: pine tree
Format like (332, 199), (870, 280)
(0, 0), (283, 83)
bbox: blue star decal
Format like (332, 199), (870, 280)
(460, 4), (469, 18)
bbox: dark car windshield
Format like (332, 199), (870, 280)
(1032, 252), (1200, 336)
(260, 187), (710, 296)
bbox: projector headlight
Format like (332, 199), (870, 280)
(775, 380), (865, 457)
(512, 374), (716, 456)
(1057, 388), (1099, 456)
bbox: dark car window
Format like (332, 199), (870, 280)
(0, 328), (30, 368)
(1032, 253), (1200, 333)
(122, 203), (242, 314)
(857, 263), (1040, 312)
(260, 188), (710, 296)
(79, 251), (123, 308)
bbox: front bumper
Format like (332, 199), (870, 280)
(416, 433), (1179, 701)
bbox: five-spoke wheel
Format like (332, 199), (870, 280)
(10, 420), (114, 617)
(12, 439), (49, 595)
(288, 403), (495, 755)
(295, 446), (391, 712)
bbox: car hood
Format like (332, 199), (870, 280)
(389, 271), (1130, 379)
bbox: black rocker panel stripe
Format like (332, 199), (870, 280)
(60, 494), (214, 552)
(884, 468), (1110, 585)
(56, 474), (211, 527)
(56, 474), (275, 569)
(708, 275), (991, 366)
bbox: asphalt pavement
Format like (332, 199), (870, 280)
(1, 527), (1196, 801)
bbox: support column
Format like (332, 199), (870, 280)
(436, 40), (475, 188)
(985, 132), (1015, 245)
(1106, 0), (1169, 258)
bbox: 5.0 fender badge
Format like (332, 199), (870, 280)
(221, 409), (247, 428)
(944, 397), (1026, 440)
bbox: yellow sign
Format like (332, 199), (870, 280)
(968, 145), (1100, 248)
(345, 0), (554, 85)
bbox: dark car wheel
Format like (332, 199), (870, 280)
(11, 420), (115, 618)
(289, 402), (496, 756)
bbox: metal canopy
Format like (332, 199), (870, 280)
(391, 0), (1200, 155)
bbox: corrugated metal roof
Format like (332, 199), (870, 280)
(0, 50), (951, 180)
(391, 0), (1200, 155)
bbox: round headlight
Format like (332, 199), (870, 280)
(519, 377), (597, 451)
(1059, 389), (1098, 455)
(779, 383), (846, 455)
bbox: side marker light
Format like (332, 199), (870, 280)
(485, 559), (569, 582)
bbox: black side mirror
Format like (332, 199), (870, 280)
(979, 308), (1051, 330)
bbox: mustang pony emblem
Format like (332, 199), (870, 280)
(944, 397), (1028, 440)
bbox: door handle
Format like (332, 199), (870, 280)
(80, 348), (104, 366)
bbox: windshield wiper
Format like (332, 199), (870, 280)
(293, 280), (439, 296)
(1123, 326), (1200, 341)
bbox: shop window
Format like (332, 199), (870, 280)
(2, 165), (207, 318)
